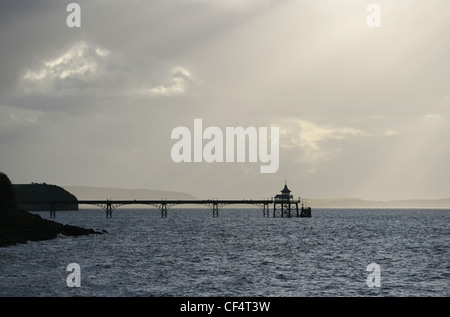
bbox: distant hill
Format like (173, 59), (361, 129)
(63, 186), (198, 202)
(305, 198), (450, 208)
(14, 183), (78, 211)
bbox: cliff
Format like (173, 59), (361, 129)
(14, 183), (78, 211)
(0, 173), (103, 248)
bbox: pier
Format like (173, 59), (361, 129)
(18, 184), (312, 219)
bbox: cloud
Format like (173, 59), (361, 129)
(278, 118), (369, 163)
(9, 112), (39, 125)
(424, 113), (443, 124)
(1, 0), (449, 200)
(19, 42), (110, 96)
(11, 41), (195, 106)
(142, 67), (194, 96)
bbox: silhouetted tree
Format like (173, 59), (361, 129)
(0, 172), (17, 212)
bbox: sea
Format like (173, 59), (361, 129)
(0, 208), (448, 297)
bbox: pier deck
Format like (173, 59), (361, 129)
(17, 198), (311, 218)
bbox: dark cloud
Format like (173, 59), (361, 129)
(1, 0), (449, 199)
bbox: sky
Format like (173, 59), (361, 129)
(1, 0), (449, 201)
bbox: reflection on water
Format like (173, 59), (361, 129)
(0, 208), (448, 296)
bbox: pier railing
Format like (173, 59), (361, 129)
(17, 198), (311, 218)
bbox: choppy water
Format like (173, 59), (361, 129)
(0, 208), (448, 297)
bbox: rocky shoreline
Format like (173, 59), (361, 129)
(0, 208), (105, 247)
(0, 172), (105, 248)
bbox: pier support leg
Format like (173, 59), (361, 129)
(212, 203), (219, 218)
(263, 203), (269, 217)
(161, 203), (168, 218)
(300, 206), (312, 218)
(273, 202), (297, 218)
(50, 203), (56, 218)
(106, 201), (113, 218)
